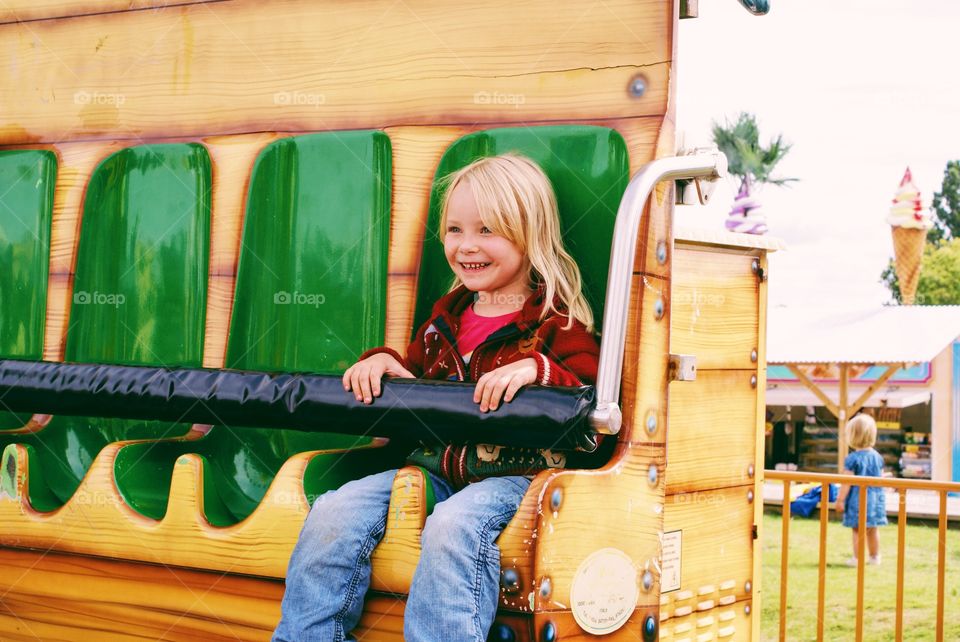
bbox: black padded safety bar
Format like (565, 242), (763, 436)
(0, 360), (598, 451)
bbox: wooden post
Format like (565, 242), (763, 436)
(837, 364), (849, 473)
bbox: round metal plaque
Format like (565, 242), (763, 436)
(570, 548), (638, 635)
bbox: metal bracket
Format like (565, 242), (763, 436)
(668, 354), (697, 382)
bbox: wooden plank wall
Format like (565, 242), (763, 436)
(0, 1), (702, 640)
(661, 241), (766, 640)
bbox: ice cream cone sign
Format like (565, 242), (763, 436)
(887, 167), (932, 305)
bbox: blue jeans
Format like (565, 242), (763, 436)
(273, 468), (531, 642)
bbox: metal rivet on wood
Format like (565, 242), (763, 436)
(628, 75), (647, 98)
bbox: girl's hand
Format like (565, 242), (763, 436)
(343, 353), (415, 404)
(474, 358), (537, 412)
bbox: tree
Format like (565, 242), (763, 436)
(882, 239), (960, 305)
(928, 160), (960, 245)
(711, 112), (797, 187)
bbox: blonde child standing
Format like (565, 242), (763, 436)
(274, 154), (600, 642)
(835, 414), (888, 566)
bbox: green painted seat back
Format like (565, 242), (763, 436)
(2, 143), (211, 512)
(413, 126), (628, 334)
(0, 150), (56, 429)
(114, 132), (394, 525)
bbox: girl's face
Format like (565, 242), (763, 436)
(443, 182), (528, 309)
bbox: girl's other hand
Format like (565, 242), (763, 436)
(343, 354), (415, 404)
(474, 358), (537, 412)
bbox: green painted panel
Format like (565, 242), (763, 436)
(67, 143), (211, 367)
(412, 126), (629, 335)
(0, 150), (56, 429)
(0, 143), (211, 511)
(115, 132), (394, 525)
(227, 131), (391, 373)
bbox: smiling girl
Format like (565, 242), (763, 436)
(274, 153), (599, 642)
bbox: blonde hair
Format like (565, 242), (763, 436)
(438, 153), (594, 332)
(846, 414), (878, 450)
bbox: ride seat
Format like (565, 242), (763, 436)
(367, 125), (628, 602)
(112, 131), (399, 525)
(0, 143), (210, 511)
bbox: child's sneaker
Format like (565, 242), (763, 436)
(867, 555), (881, 565)
(845, 557), (858, 567)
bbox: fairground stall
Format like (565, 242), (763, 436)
(765, 305), (960, 483)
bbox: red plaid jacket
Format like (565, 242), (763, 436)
(361, 285), (600, 487)
(363, 285), (599, 387)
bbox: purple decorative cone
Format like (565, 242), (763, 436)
(725, 177), (768, 235)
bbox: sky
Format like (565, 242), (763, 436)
(675, 0), (960, 310)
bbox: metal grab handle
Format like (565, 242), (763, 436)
(588, 152), (727, 435)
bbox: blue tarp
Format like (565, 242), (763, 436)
(790, 484), (839, 517)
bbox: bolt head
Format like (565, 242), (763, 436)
(646, 413), (657, 434)
(539, 577), (552, 599)
(641, 570), (654, 591)
(501, 568), (520, 591)
(656, 241), (667, 264)
(541, 620), (557, 642)
(643, 615), (657, 641)
(491, 622), (516, 642)
(654, 298), (664, 320)
(628, 75), (648, 97)
(550, 488), (563, 511)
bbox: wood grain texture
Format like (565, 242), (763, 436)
(630, 116), (676, 279)
(0, 1), (218, 24)
(353, 596), (407, 642)
(0, 547), (283, 641)
(670, 246), (759, 370)
(201, 132), (280, 368)
(369, 466), (429, 594)
(530, 444), (666, 614)
(661, 484), (755, 614)
(0, 438), (390, 578)
(621, 271), (669, 446)
(0, 0), (669, 145)
(666, 370), (758, 494)
(750, 253), (769, 640)
(41, 141), (125, 361)
(657, 597), (753, 641)
(381, 126), (464, 351)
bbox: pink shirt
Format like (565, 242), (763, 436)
(456, 304), (518, 365)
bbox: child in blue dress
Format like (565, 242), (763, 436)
(835, 413), (887, 566)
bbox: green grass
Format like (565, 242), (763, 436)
(761, 512), (960, 641)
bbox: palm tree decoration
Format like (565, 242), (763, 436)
(712, 112), (796, 234)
